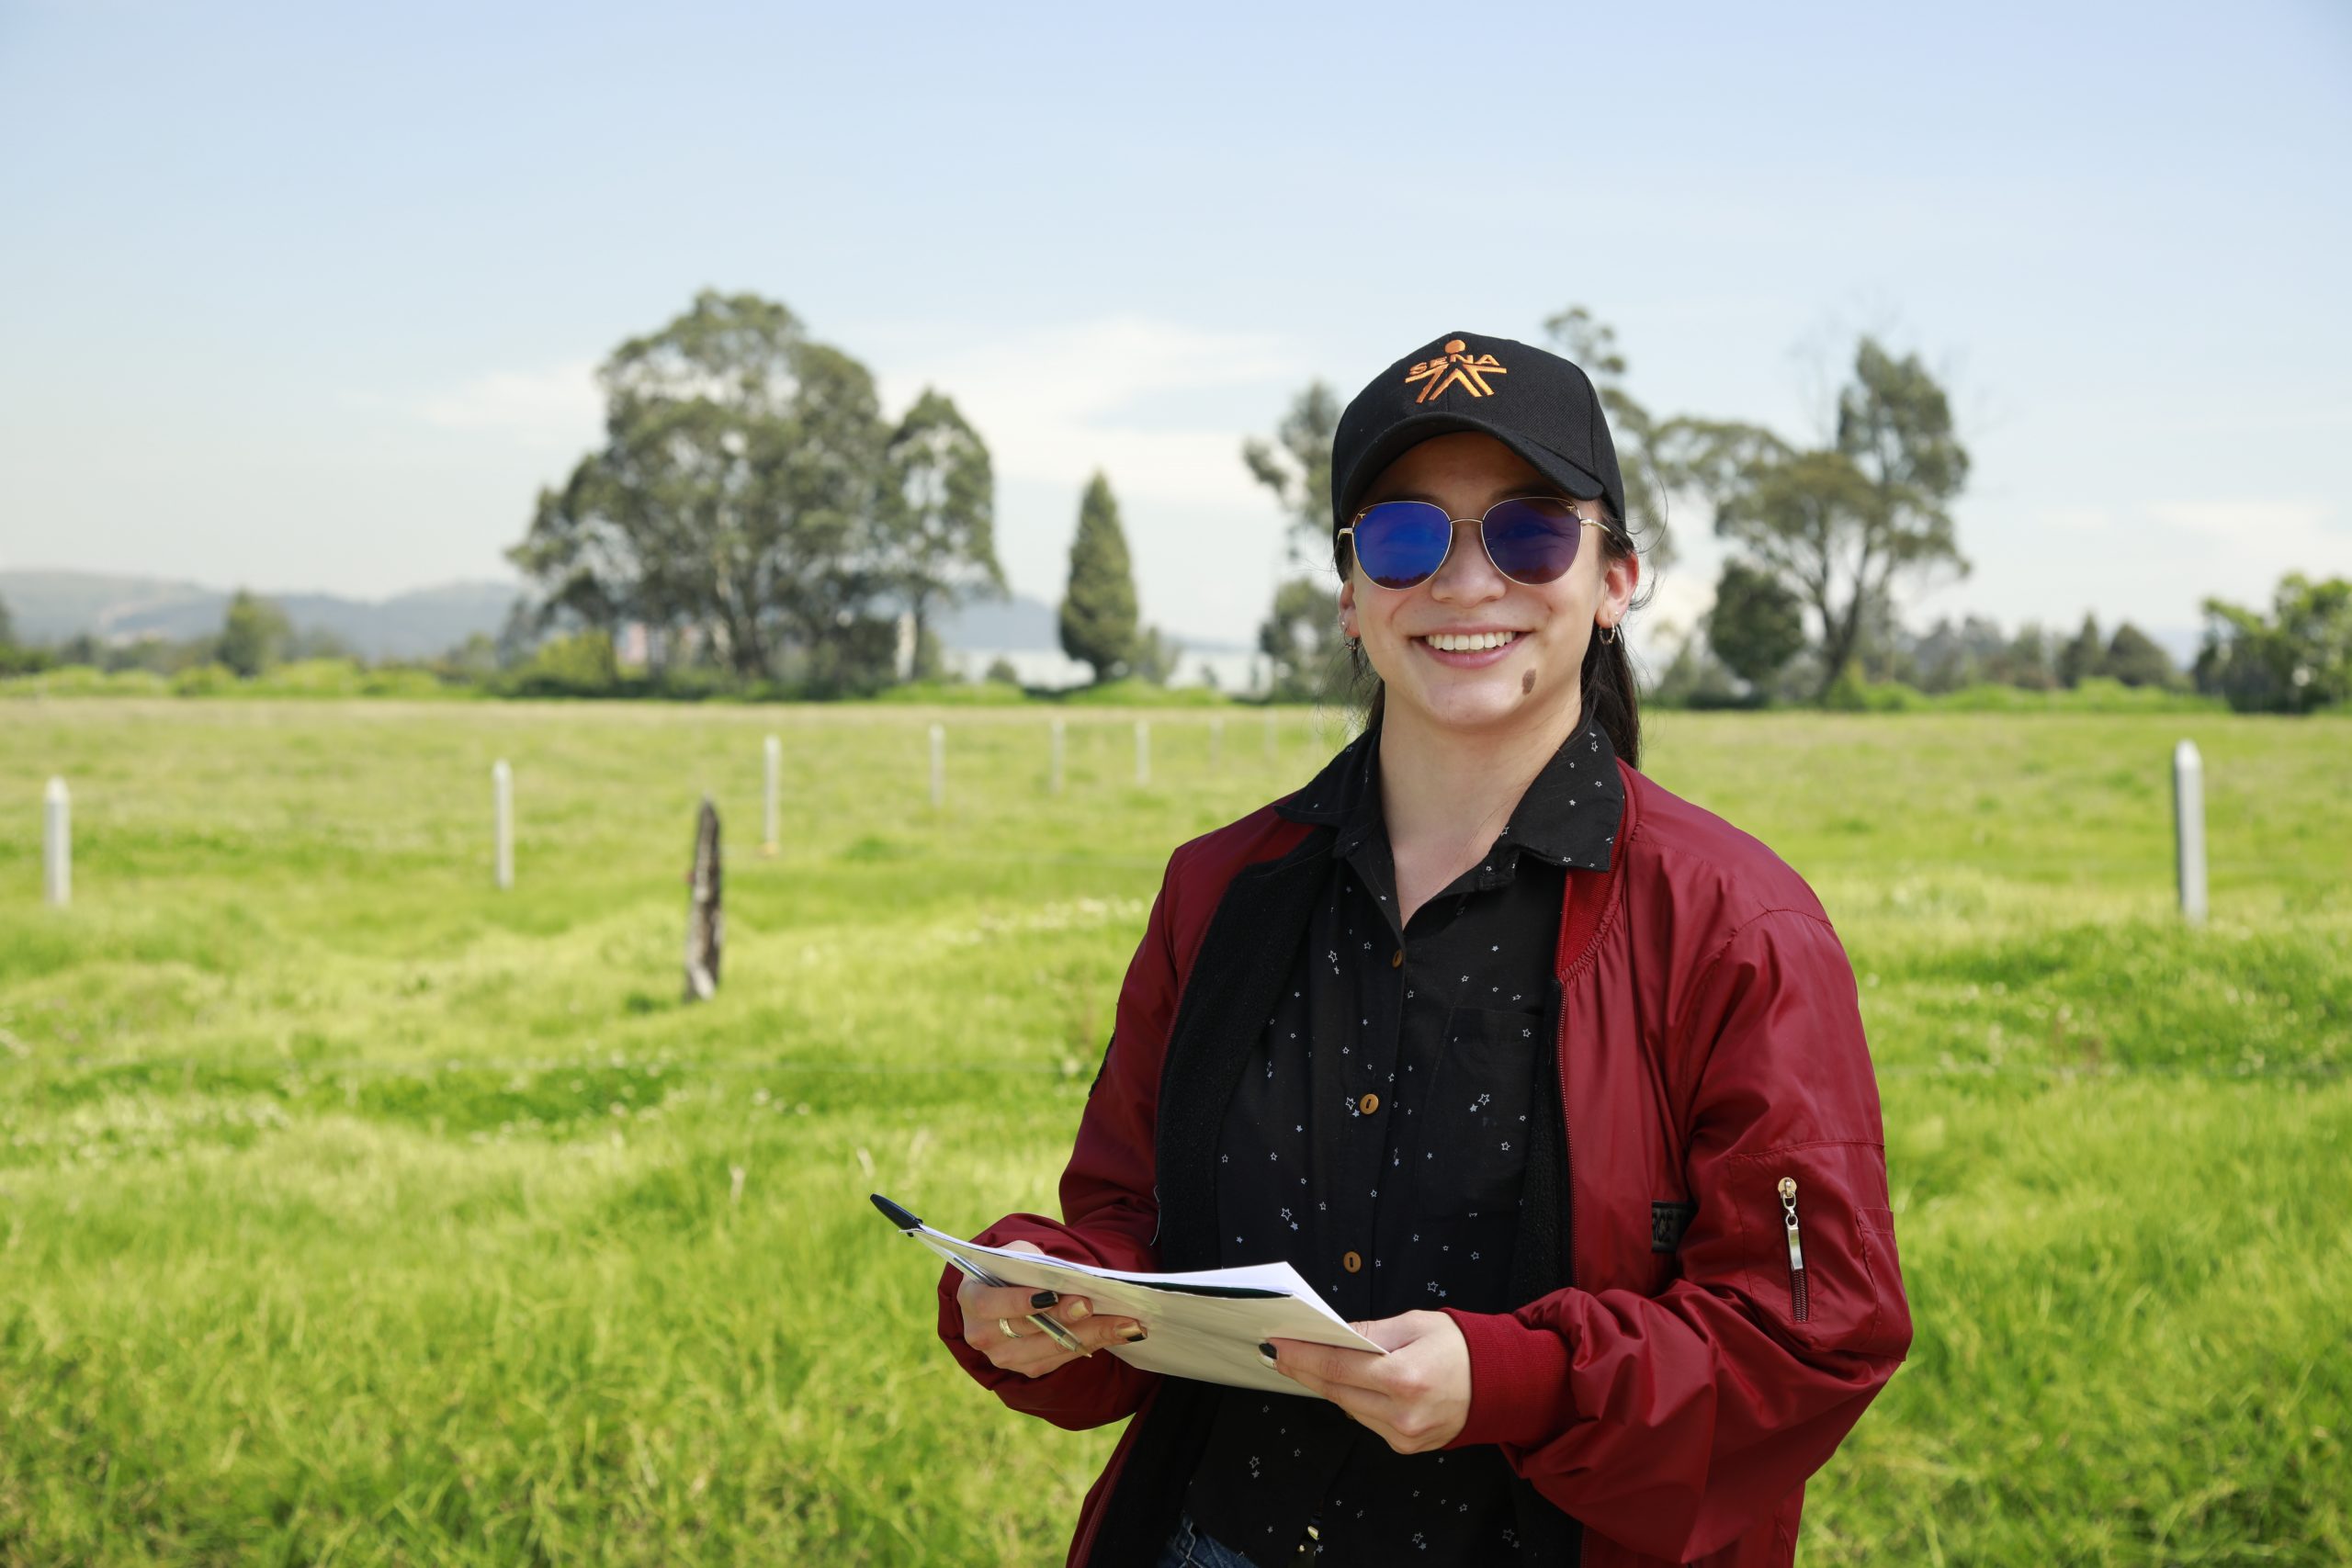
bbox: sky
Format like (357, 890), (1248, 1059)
(3, 0), (2348, 668)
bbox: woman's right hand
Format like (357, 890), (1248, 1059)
(955, 1239), (1148, 1377)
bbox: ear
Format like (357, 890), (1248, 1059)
(1601, 547), (1640, 627)
(1338, 576), (1358, 640)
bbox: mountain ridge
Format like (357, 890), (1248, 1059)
(0, 570), (1254, 660)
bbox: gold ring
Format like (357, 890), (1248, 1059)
(997, 1316), (1021, 1340)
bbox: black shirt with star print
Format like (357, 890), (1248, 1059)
(1181, 707), (1626, 1565)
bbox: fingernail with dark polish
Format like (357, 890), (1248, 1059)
(1258, 1341), (1277, 1365)
(1030, 1291), (1059, 1309)
(1123, 1325), (1148, 1343)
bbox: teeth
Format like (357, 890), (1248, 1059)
(1423, 631), (1517, 652)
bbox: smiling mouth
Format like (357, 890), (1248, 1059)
(1415, 630), (1522, 652)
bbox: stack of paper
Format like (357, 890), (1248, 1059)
(874, 1194), (1385, 1396)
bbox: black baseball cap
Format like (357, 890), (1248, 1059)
(1329, 330), (1625, 549)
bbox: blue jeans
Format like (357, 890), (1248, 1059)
(1156, 1508), (1278, 1568)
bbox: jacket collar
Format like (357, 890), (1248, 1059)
(1275, 705), (1623, 875)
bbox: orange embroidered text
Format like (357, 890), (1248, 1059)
(1404, 339), (1509, 403)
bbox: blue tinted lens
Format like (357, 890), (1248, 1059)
(1482, 497), (1583, 584)
(1351, 502), (1453, 589)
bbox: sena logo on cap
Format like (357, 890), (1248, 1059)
(1405, 339), (1509, 404)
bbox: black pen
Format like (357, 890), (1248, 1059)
(1025, 1306), (1086, 1353)
(873, 1193), (1088, 1353)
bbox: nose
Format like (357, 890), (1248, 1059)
(1426, 518), (1508, 604)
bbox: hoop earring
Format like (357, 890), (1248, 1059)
(1597, 622), (1618, 645)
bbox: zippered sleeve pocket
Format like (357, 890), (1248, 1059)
(1720, 1145), (1905, 1358)
(1778, 1175), (1809, 1323)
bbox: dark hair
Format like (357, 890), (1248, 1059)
(1333, 503), (1655, 771)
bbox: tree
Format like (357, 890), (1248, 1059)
(439, 632), (501, 683)
(1708, 559), (1807, 693)
(1543, 306), (1675, 563)
(287, 625), (356, 661)
(512, 628), (621, 695)
(218, 589), (292, 678)
(882, 389), (1002, 681)
(1257, 577), (1351, 703)
(1242, 380), (1340, 570)
(1133, 624), (1183, 685)
(1658, 338), (1970, 704)
(1647, 618), (1748, 708)
(1058, 471), (1138, 682)
(508, 289), (893, 682)
(1244, 382), (1351, 703)
(1994, 623), (2058, 691)
(0, 593), (49, 676)
(2056, 614), (2106, 687)
(2103, 622), (2177, 688)
(2194, 573), (2352, 714)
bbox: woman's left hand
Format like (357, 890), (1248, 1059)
(1264, 1311), (1471, 1454)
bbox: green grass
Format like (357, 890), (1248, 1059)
(1, 699), (2346, 1565)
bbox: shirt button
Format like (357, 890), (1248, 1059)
(1342, 1250), (1363, 1273)
(1390, 948), (1404, 968)
(1358, 1093), (1380, 1115)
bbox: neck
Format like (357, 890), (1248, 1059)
(1374, 680), (1587, 855)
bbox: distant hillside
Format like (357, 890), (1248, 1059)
(0, 570), (524, 660)
(0, 573), (1253, 660)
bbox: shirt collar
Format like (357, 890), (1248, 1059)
(1274, 705), (1623, 874)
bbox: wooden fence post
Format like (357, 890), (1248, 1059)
(684, 795), (723, 1001)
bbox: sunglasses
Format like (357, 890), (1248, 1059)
(1337, 495), (1607, 592)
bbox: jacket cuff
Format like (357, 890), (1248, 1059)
(1440, 1306), (1578, 1449)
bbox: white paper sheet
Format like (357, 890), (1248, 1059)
(879, 1199), (1385, 1397)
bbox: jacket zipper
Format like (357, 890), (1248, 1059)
(1779, 1175), (1809, 1322)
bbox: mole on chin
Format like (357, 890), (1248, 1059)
(1521, 670), (1535, 695)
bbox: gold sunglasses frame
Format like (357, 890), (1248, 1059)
(1335, 495), (1609, 592)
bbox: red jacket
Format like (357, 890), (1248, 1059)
(937, 755), (1912, 1566)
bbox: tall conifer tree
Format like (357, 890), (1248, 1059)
(1058, 471), (1139, 683)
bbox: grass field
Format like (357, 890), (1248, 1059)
(2, 698), (2346, 1565)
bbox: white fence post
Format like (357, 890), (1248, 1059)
(1050, 717), (1065, 795)
(763, 734), (781, 855)
(42, 777), (70, 908)
(492, 760), (514, 890)
(2173, 739), (2207, 926)
(1135, 720), (1150, 787)
(929, 723), (945, 809)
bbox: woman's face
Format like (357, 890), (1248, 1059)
(1338, 431), (1637, 734)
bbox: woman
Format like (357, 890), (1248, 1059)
(935, 330), (1912, 1567)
